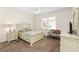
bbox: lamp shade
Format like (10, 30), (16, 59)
(4, 24), (14, 32)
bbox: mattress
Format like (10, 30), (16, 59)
(20, 31), (42, 37)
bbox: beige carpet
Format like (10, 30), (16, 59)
(0, 37), (60, 52)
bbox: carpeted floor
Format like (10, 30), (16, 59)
(0, 37), (60, 52)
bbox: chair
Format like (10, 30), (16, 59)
(47, 29), (61, 39)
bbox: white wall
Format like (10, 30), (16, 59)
(56, 8), (73, 33)
(33, 8), (73, 34)
(0, 8), (34, 42)
(0, 7), (73, 42)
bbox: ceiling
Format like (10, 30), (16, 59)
(8, 7), (67, 15)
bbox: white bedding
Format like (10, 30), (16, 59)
(22, 31), (42, 37)
(16, 23), (44, 46)
(24, 31), (41, 36)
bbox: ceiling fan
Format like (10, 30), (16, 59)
(35, 7), (41, 14)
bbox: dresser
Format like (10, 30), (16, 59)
(60, 33), (79, 52)
(7, 32), (18, 42)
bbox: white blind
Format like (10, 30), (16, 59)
(42, 16), (56, 29)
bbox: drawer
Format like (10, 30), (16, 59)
(7, 32), (18, 42)
(8, 35), (17, 39)
(8, 34), (18, 37)
(8, 33), (18, 36)
(8, 38), (17, 42)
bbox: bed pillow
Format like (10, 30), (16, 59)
(23, 28), (28, 32)
(18, 28), (28, 32)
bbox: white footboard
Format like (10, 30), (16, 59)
(19, 32), (44, 46)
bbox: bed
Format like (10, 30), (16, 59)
(16, 23), (44, 46)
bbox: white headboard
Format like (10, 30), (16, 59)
(16, 23), (30, 31)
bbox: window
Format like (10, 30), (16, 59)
(42, 16), (56, 29)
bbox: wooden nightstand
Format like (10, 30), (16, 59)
(7, 32), (18, 42)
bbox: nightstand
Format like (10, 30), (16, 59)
(7, 32), (18, 42)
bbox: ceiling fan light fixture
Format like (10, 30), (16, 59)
(35, 8), (41, 14)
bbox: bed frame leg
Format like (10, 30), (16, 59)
(30, 43), (33, 47)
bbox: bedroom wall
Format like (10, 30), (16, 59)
(33, 8), (73, 34)
(0, 7), (73, 42)
(0, 8), (34, 42)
